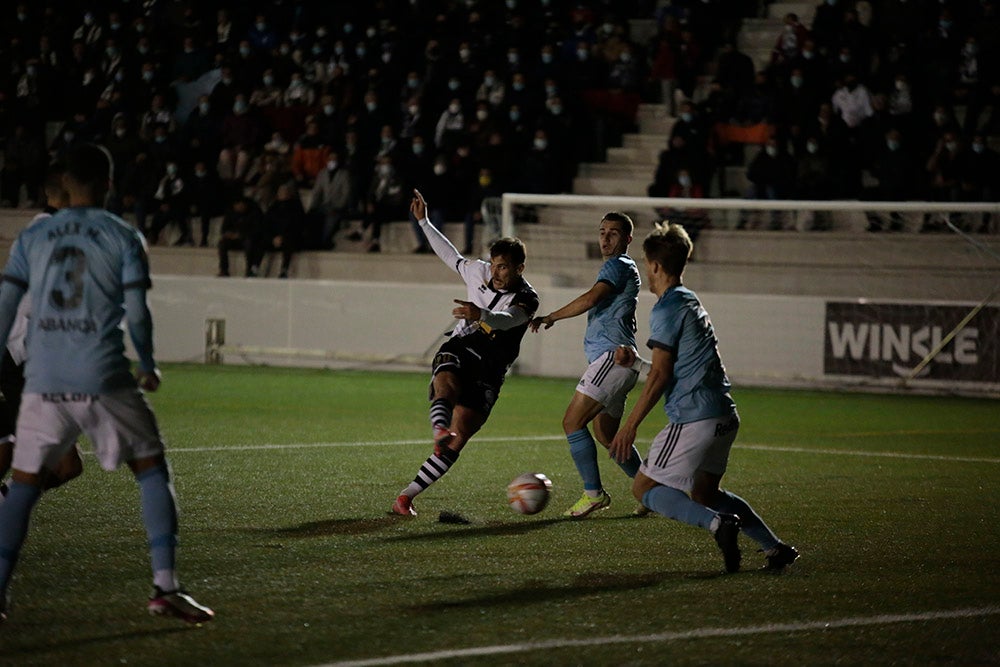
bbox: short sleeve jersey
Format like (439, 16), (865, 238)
(584, 254), (639, 363)
(648, 285), (735, 424)
(451, 258), (539, 376)
(1, 207), (152, 393)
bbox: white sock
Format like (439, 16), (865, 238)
(154, 569), (179, 593)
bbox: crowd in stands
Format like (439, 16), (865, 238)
(0, 1), (996, 278)
(648, 0), (999, 232)
(0, 0), (678, 272)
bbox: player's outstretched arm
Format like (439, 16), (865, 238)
(529, 282), (612, 332)
(411, 189), (464, 271)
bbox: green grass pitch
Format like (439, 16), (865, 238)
(1, 364), (998, 666)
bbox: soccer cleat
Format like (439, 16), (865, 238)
(432, 425), (457, 456)
(563, 490), (611, 518)
(147, 587), (214, 624)
(392, 494), (417, 517)
(713, 513), (742, 573)
(763, 543), (799, 571)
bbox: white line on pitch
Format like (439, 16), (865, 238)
(161, 437), (1000, 464)
(315, 605), (1000, 667)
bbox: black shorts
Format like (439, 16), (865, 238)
(430, 337), (503, 417)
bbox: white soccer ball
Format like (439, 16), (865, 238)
(506, 472), (552, 515)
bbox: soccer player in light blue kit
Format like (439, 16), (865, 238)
(610, 222), (798, 572)
(0, 145), (213, 624)
(530, 212), (645, 518)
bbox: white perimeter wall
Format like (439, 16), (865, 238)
(146, 276), (820, 385)
(145, 276), (996, 395)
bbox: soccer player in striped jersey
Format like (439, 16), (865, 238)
(0, 144), (213, 624)
(392, 189), (538, 517)
(610, 222), (798, 572)
(529, 212), (645, 518)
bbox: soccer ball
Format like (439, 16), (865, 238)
(506, 472), (552, 515)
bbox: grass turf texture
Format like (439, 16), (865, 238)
(1, 363), (998, 666)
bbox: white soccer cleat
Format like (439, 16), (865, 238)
(148, 587), (215, 624)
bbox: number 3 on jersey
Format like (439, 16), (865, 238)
(49, 246), (86, 310)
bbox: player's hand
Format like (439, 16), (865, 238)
(137, 368), (162, 392)
(410, 188), (427, 221)
(452, 299), (481, 321)
(528, 315), (553, 332)
(609, 425), (637, 463)
(614, 345), (637, 367)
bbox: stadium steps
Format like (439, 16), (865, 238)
(1, 207), (995, 300)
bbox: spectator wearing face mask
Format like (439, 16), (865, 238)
(283, 72), (315, 108)
(359, 154), (407, 253)
(475, 70), (506, 109)
(771, 13), (810, 74)
(182, 96), (222, 166)
(408, 155), (455, 254)
(308, 151), (354, 250)
(794, 137), (835, 230)
(218, 95), (265, 185)
(149, 160), (193, 246)
(435, 99), (466, 153)
(517, 129), (559, 194)
(866, 129), (916, 231)
(248, 15), (279, 52)
(250, 70), (283, 108)
(741, 137), (795, 230)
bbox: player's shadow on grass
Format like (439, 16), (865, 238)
(408, 570), (724, 612)
(257, 516), (401, 538)
(2, 626), (193, 656)
(386, 517), (565, 542)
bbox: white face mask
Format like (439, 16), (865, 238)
(766, 146), (778, 157)
(449, 104), (460, 114)
(327, 160), (338, 171)
(433, 163), (446, 176)
(476, 109), (488, 121)
(534, 138), (547, 150)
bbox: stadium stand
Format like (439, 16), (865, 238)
(0, 0), (996, 287)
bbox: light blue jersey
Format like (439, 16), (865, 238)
(583, 254), (640, 363)
(648, 285), (735, 424)
(0, 207), (153, 393)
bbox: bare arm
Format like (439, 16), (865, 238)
(529, 282), (613, 332)
(608, 346), (675, 462)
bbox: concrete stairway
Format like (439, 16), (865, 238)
(572, 2), (816, 201)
